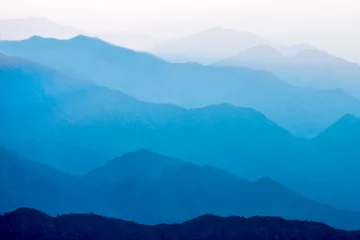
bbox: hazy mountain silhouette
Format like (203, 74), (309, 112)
(151, 27), (273, 63)
(0, 17), (164, 51)
(0, 52), (312, 181)
(218, 46), (360, 99)
(277, 113), (360, 213)
(2, 52), (360, 212)
(1, 37), (360, 136)
(278, 43), (314, 56)
(315, 114), (360, 142)
(0, 52), (115, 174)
(151, 28), (315, 63)
(0, 52), (300, 178)
(2, 148), (360, 230)
(0, 18), (80, 40)
(304, 114), (360, 211)
(0, 148), (87, 215)
(15, 140), (109, 175)
(84, 150), (360, 229)
(1, 208), (360, 240)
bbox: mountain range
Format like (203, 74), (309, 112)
(0, 18), (80, 40)
(3, 16), (360, 237)
(217, 45), (360, 99)
(151, 27), (317, 64)
(151, 27), (273, 63)
(2, 147), (360, 230)
(2, 208), (360, 240)
(0, 17), (163, 51)
(2, 52), (360, 212)
(1, 36), (360, 136)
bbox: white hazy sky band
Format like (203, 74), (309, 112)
(1, 0), (360, 62)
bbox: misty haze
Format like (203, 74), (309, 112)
(1, 0), (360, 239)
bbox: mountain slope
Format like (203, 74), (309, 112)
(3, 148), (360, 230)
(0, 148), (87, 214)
(312, 114), (360, 185)
(83, 150), (360, 229)
(1, 37), (360, 136)
(217, 46), (360, 99)
(1, 208), (360, 240)
(0, 52), (308, 180)
(0, 53), (119, 174)
(281, 114), (360, 212)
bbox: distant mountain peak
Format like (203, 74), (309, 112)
(4, 207), (54, 225)
(152, 27), (272, 63)
(85, 149), (185, 181)
(112, 149), (184, 167)
(70, 34), (98, 41)
(123, 149), (165, 158)
(200, 103), (260, 116)
(293, 48), (337, 62)
(25, 35), (68, 42)
(27, 35), (46, 40)
(6, 207), (46, 216)
(342, 113), (360, 119)
(183, 213), (224, 225)
(130, 148), (163, 155)
(0, 17), (80, 40)
(316, 113), (360, 140)
(335, 113), (360, 124)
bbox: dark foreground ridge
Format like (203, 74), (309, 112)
(1, 208), (360, 240)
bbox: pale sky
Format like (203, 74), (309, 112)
(1, 0), (360, 62)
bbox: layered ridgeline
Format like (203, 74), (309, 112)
(305, 114), (360, 210)
(0, 18), (163, 51)
(2, 148), (360, 230)
(1, 52), (360, 212)
(0, 52), (113, 174)
(217, 45), (360, 99)
(150, 27), (313, 63)
(0, 52), (306, 178)
(1, 36), (360, 136)
(151, 27), (273, 63)
(0, 17), (80, 40)
(2, 208), (360, 240)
